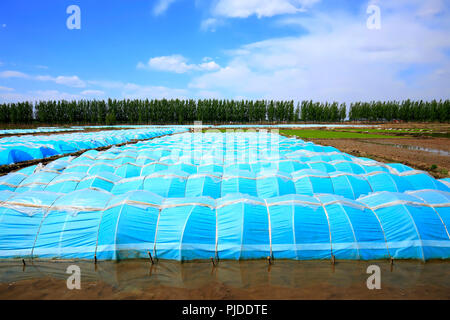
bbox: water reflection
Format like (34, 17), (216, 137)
(0, 259), (448, 292)
(391, 144), (449, 156)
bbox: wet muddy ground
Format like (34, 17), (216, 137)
(0, 259), (448, 300)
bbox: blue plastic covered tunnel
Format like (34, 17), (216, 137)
(0, 132), (449, 261)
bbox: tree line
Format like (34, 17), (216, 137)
(0, 99), (447, 125)
(349, 100), (449, 122)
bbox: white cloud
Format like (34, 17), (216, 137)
(190, 2), (450, 103)
(86, 80), (124, 89)
(141, 55), (191, 73)
(213, 0), (320, 18)
(138, 55), (220, 73)
(416, 0), (446, 17)
(0, 70), (86, 88)
(198, 61), (221, 71)
(0, 78), (190, 102)
(196, 90), (223, 99)
(122, 83), (188, 99)
(81, 90), (105, 96)
(0, 70), (29, 79)
(54, 76), (85, 88)
(0, 86), (14, 92)
(87, 79), (189, 100)
(36, 75), (86, 88)
(200, 18), (222, 32)
(33, 90), (82, 101)
(0, 90), (82, 103)
(153, 0), (177, 16)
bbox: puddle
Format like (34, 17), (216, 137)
(391, 144), (450, 156)
(362, 140), (449, 156)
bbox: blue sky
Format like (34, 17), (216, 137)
(0, 0), (449, 103)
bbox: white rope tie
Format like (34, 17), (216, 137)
(264, 199), (273, 259)
(152, 207), (162, 259)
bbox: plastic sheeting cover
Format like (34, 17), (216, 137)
(0, 131), (449, 261)
(0, 127), (187, 165)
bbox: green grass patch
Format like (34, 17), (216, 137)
(202, 129), (227, 133)
(200, 128), (404, 138)
(335, 127), (450, 137)
(280, 129), (403, 139)
(334, 128), (431, 134)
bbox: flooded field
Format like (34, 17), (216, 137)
(390, 144), (449, 156)
(357, 139), (450, 157)
(0, 259), (449, 300)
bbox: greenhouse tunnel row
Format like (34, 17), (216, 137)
(0, 132), (449, 261)
(1, 167), (448, 200)
(0, 128), (186, 165)
(0, 189), (449, 261)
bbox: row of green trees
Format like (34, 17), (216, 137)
(349, 100), (450, 122)
(0, 102), (34, 124)
(0, 99), (448, 124)
(300, 101), (347, 122)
